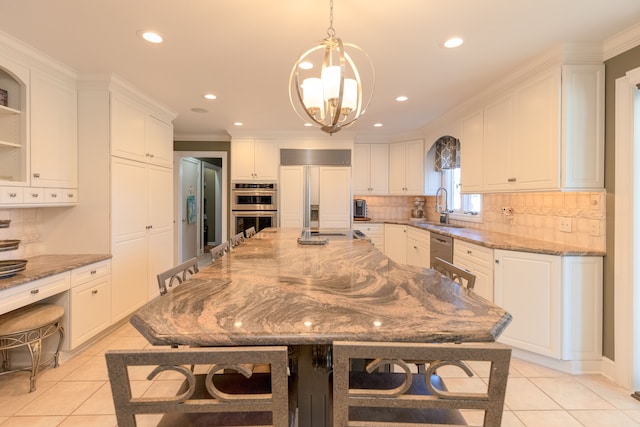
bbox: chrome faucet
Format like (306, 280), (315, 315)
(435, 187), (450, 224)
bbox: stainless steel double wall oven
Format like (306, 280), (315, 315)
(231, 183), (278, 235)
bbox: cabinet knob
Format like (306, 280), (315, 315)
(50, 193), (57, 198)
(91, 290), (98, 295)
(508, 177), (517, 182)
(9, 193), (16, 198)
(31, 193), (39, 198)
(90, 270), (97, 275)
(31, 289), (39, 295)
(495, 259), (500, 264)
(68, 193), (74, 198)
(467, 250), (472, 254)
(33, 173), (40, 178)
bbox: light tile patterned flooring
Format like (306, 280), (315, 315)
(1, 321), (640, 426)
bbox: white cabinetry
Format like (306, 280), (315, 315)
(279, 166), (304, 228)
(69, 260), (111, 349)
(389, 140), (424, 195)
(406, 227), (430, 269)
(479, 64), (603, 192)
(30, 70), (77, 189)
(231, 138), (278, 181)
(453, 239), (494, 302)
(0, 61), (28, 186)
(354, 223), (384, 252)
(460, 110), (484, 193)
(384, 224), (407, 264)
(353, 143), (388, 195)
(494, 249), (602, 363)
(319, 167), (351, 229)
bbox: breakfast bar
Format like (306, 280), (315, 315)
(130, 228), (512, 426)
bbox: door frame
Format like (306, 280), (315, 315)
(173, 151), (228, 263)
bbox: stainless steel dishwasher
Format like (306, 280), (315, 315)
(430, 232), (453, 266)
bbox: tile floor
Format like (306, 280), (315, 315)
(1, 320), (640, 426)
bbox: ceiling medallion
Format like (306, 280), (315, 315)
(289, 0), (374, 135)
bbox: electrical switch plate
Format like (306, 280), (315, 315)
(559, 218), (572, 233)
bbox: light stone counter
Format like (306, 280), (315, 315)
(130, 228), (512, 347)
(360, 220), (605, 256)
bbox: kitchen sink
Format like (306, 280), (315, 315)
(418, 222), (465, 229)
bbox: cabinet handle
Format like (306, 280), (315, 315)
(508, 177), (517, 182)
(68, 193), (74, 198)
(9, 193), (16, 198)
(90, 270), (97, 275)
(149, 154), (154, 158)
(31, 193), (39, 198)
(33, 173), (40, 178)
(50, 193), (57, 198)
(467, 250), (472, 255)
(91, 290), (98, 295)
(31, 289), (39, 295)
(495, 259), (500, 264)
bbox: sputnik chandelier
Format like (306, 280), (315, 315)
(289, 0), (374, 135)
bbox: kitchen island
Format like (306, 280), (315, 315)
(131, 228), (512, 426)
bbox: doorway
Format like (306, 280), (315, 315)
(174, 151), (228, 264)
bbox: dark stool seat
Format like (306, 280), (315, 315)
(0, 303), (65, 392)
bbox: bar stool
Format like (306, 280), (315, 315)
(0, 303), (65, 392)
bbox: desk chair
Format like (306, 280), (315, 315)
(432, 257), (476, 290)
(106, 346), (295, 427)
(333, 341), (511, 427)
(156, 257), (199, 296)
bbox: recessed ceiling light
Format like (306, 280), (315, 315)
(374, 123), (383, 128)
(191, 108), (208, 113)
(396, 96), (408, 102)
(233, 122), (243, 126)
(444, 37), (463, 48)
(203, 93), (217, 100)
(138, 30), (164, 44)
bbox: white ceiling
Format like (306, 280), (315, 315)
(1, 0), (640, 140)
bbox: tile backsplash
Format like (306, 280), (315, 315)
(0, 209), (43, 260)
(356, 191), (606, 252)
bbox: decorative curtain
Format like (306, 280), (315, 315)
(434, 135), (461, 170)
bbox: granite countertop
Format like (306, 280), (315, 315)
(131, 228), (512, 347)
(360, 219), (605, 256)
(0, 254), (112, 292)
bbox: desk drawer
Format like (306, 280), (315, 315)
(71, 260), (111, 287)
(0, 272), (71, 315)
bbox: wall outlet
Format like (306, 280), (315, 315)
(502, 207), (514, 216)
(559, 218), (572, 233)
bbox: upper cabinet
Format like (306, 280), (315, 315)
(353, 143), (389, 195)
(30, 70), (78, 189)
(111, 94), (172, 168)
(459, 63), (604, 193)
(389, 139), (424, 195)
(0, 61), (28, 186)
(231, 138), (278, 181)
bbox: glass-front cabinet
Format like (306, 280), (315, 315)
(0, 63), (28, 186)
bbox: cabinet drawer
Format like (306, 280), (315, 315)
(454, 239), (493, 268)
(24, 187), (44, 204)
(71, 260), (111, 287)
(0, 272), (71, 315)
(69, 276), (111, 348)
(0, 186), (24, 204)
(60, 189), (78, 203)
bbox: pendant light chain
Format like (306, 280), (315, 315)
(327, 0), (335, 38)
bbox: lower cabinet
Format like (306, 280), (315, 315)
(384, 224), (407, 264)
(453, 239), (494, 302)
(69, 260), (111, 349)
(354, 223), (384, 252)
(406, 227), (430, 269)
(494, 249), (602, 362)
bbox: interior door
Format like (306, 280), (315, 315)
(180, 157), (200, 262)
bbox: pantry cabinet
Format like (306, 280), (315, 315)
(231, 138), (278, 181)
(353, 143), (389, 195)
(389, 139), (424, 195)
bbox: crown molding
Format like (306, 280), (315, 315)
(604, 22), (640, 60)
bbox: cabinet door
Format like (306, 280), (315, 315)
(352, 144), (371, 194)
(0, 61), (29, 185)
(388, 142), (406, 194)
(145, 115), (173, 167)
(147, 165), (174, 300)
(384, 224), (407, 264)
(254, 139), (278, 180)
(406, 228), (430, 269)
(460, 110), (483, 193)
(494, 249), (561, 358)
(70, 276), (111, 348)
(30, 71), (78, 188)
(111, 158), (148, 322)
(483, 94), (514, 191)
(514, 69), (560, 190)
(404, 140), (425, 195)
(231, 139), (257, 180)
(279, 166), (304, 228)
(369, 144), (389, 195)
(111, 94), (146, 162)
(319, 167), (351, 229)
